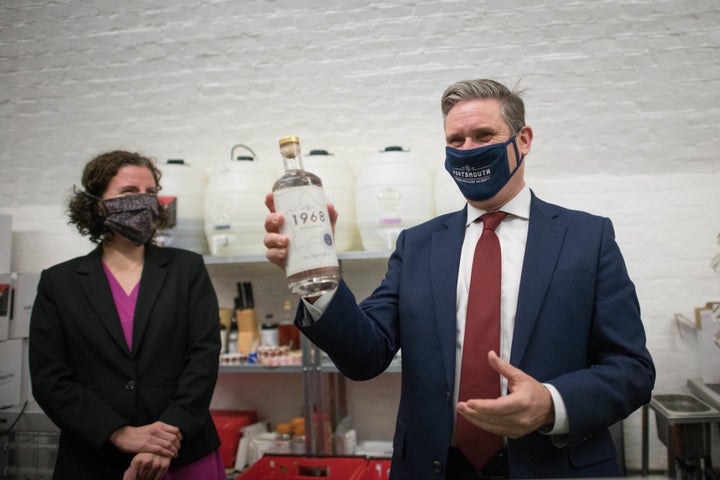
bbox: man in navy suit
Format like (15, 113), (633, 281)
(264, 79), (655, 479)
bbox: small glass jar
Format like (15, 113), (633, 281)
(292, 423), (307, 454)
(261, 318), (279, 347)
(272, 422), (293, 454)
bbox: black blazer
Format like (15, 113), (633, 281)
(29, 245), (221, 480)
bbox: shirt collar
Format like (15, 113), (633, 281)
(465, 185), (531, 226)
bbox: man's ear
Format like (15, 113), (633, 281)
(517, 125), (534, 157)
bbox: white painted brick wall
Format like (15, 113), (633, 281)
(2, 0), (719, 472)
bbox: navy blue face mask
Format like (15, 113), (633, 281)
(444, 136), (523, 202)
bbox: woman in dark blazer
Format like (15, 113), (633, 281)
(29, 151), (223, 480)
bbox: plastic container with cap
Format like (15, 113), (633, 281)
(434, 165), (467, 215)
(204, 144), (278, 256)
(355, 146), (434, 252)
(156, 159), (208, 254)
(303, 149), (359, 251)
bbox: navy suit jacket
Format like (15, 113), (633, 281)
(29, 246), (221, 480)
(298, 192), (655, 479)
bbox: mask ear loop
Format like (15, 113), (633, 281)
(506, 135), (524, 178)
(73, 185), (108, 218)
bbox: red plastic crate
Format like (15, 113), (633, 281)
(236, 455), (367, 480)
(210, 409), (258, 468)
(361, 458), (391, 480)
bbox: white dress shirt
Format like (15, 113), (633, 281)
(455, 186), (568, 436)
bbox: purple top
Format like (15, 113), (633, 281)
(165, 450), (226, 479)
(103, 262), (139, 350)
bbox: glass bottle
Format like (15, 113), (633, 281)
(260, 314), (279, 347)
(272, 422), (293, 454)
(273, 136), (340, 297)
(219, 324), (228, 354)
(278, 299), (300, 350)
(227, 314), (238, 354)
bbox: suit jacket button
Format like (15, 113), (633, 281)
(125, 380), (136, 391)
(433, 460), (443, 474)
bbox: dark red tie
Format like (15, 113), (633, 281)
(456, 211), (507, 472)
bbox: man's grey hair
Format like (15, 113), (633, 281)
(441, 79), (526, 134)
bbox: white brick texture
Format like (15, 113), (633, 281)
(2, 0), (719, 472)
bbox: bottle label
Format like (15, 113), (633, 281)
(274, 185), (339, 276)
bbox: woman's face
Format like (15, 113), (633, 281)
(102, 165), (157, 200)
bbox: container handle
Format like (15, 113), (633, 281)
(230, 144), (257, 162)
(308, 149), (332, 156)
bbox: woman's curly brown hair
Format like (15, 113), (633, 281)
(68, 150), (170, 244)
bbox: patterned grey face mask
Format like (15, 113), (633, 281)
(101, 193), (159, 245)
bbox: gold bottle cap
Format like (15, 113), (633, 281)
(279, 136), (300, 147)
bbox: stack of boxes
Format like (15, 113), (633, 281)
(0, 213), (57, 477)
(0, 213), (41, 409)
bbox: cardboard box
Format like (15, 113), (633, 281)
(0, 338), (25, 408)
(0, 214), (10, 273)
(10, 272), (40, 339)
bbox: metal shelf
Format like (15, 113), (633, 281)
(320, 359), (402, 374)
(207, 253), (394, 455)
(218, 358), (401, 374)
(218, 363), (303, 373)
(203, 250), (388, 265)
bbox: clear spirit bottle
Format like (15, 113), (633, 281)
(273, 136), (340, 297)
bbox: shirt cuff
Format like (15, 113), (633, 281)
(538, 383), (569, 435)
(300, 288), (337, 325)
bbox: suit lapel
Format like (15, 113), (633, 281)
(431, 209), (466, 390)
(78, 248), (132, 357)
(511, 193), (566, 367)
(132, 245), (169, 354)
